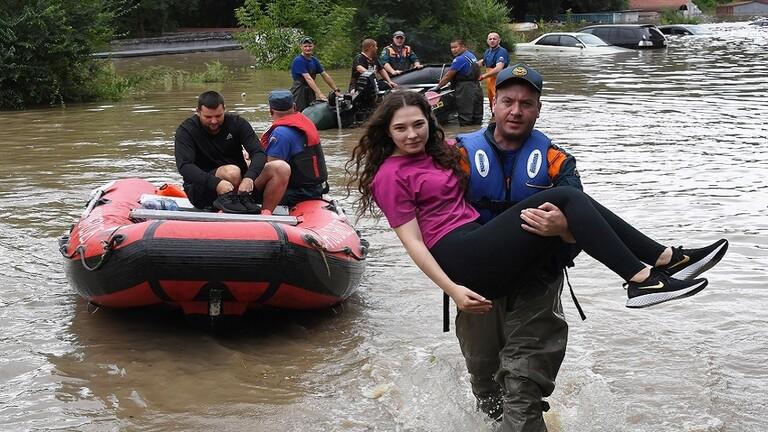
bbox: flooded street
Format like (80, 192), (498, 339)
(1, 22), (767, 431)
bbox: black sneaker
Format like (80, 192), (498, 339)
(213, 191), (248, 214)
(658, 239), (729, 280)
(238, 193), (262, 214)
(626, 269), (708, 308)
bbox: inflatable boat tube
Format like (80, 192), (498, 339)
(60, 178), (367, 318)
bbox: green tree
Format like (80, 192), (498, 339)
(692, 0), (731, 13)
(507, 0), (629, 20)
(235, 0), (356, 69)
(354, 0), (512, 62)
(0, 0), (122, 109)
(114, 0), (201, 37)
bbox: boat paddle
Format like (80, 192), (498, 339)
(335, 94), (343, 130)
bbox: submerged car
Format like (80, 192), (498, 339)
(515, 32), (631, 54)
(657, 24), (712, 36)
(578, 24), (667, 49)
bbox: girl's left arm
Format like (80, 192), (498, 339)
(393, 218), (492, 313)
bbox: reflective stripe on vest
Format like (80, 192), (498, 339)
(386, 45), (412, 59)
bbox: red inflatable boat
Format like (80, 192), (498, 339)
(60, 178), (367, 318)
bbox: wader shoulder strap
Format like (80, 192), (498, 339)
(564, 268), (587, 321)
(443, 292), (450, 332)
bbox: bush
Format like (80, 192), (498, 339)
(660, 8), (701, 24)
(692, 0), (731, 14)
(84, 62), (137, 101)
(0, 0), (120, 109)
(354, 0), (512, 63)
(235, 0), (356, 69)
(189, 60), (234, 83)
(113, 0), (198, 38)
(454, 0), (515, 54)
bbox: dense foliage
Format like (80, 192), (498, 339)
(359, 0), (513, 62)
(236, 0), (513, 68)
(692, 0), (733, 13)
(0, 0), (120, 109)
(113, 0), (244, 37)
(506, 0), (629, 20)
(235, 0), (357, 69)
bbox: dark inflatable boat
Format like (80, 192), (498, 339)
(303, 64), (458, 130)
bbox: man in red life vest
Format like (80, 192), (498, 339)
(259, 90), (329, 212)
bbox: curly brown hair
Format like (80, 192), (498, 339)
(345, 90), (467, 218)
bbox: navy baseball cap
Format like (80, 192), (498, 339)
(495, 63), (543, 93)
(268, 89), (294, 111)
(300, 36), (314, 44)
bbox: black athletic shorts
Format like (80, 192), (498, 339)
(184, 168), (221, 210)
(184, 181), (218, 210)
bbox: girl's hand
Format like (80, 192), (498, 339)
(450, 285), (493, 314)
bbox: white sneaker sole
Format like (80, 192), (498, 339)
(626, 279), (708, 308)
(672, 240), (728, 280)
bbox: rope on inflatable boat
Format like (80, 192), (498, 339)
(302, 232), (368, 261)
(303, 234), (331, 276)
(60, 227), (126, 272)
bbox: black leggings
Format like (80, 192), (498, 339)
(430, 187), (666, 299)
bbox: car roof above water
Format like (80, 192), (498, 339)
(578, 24), (660, 28)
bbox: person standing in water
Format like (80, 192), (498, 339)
(451, 63), (577, 428)
(289, 36), (343, 112)
(478, 32), (510, 117)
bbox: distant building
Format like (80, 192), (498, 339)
(628, 0), (702, 21)
(716, 0), (768, 16)
(524, 11), (639, 24)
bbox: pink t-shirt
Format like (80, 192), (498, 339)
(372, 152), (479, 249)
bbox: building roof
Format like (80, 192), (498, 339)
(628, 0), (691, 11)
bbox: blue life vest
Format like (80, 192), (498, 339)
(457, 128), (552, 223)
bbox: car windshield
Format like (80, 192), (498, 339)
(578, 33), (609, 46)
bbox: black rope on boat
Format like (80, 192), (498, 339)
(77, 229), (126, 272)
(301, 232), (368, 261)
(59, 233), (78, 258)
(303, 234), (331, 276)
(357, 238), (369, 259)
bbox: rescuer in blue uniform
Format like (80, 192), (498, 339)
(432, 38), (484, 126)
(289, 36), (342, 112)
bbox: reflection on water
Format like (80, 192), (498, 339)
(0, 22), (767, 431)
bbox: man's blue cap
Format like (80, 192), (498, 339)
(495, 63), (543, 93)
(268, 89), (294, 111)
